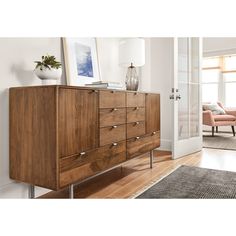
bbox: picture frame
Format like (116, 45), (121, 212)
(63, 38), (100, 86)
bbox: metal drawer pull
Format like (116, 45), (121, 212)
(135, 136), (140, 140)
(112, 108), (118, 112)
(152, 131), (157, 135)
(112, 125), (118, 129)
(112, 142), (118, 147)
(135, 107), (139, 110)
(135, 121), (140, 125)
(80, 152), (86, 156)
(92, 90), (98, 93)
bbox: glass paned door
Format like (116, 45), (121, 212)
(172, 38), (202, 159)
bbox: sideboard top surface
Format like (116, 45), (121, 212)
(9, 85), (160, 95)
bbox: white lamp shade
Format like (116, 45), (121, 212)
(119, 38), (145, 67)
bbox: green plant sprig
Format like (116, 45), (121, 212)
(34, 55), (62, 70)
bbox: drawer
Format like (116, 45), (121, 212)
(127, 92), (145, 107)
(127, 121), (146, 139)
(127, 107), (145, 123)
(100, 124), (126, 146)
(99, 108), (126, 127)
(59, 141), (126, 187)
(127, 132), (160, 159)
(99, 90), (126, 108)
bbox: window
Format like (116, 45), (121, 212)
(202, 55), (236, 108)
(223, 55), (236, 107)
(202, 57), (220, 103)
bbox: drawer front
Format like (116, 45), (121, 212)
(127, 132), (160, 159)
(127, 121), (146, 139)
(100, 124), (126, 146)
(59, 141), (126, 187)
(127, 92), (145, 107)
(99, 90), (126, 108)
(127, 107), (145, 123)
(99, 108), (126, 127)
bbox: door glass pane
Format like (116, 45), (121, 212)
(178, 38), (200, 140)
(190, 38), (200, 137)
(178, 38), (189, 140)
(190, 84), (199, 137)
(178, 38), (188, 83)
(178, 82), (189, 140)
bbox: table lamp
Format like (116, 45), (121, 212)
(119, 38), (145, 91)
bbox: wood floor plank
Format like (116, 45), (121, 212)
(39, 148), (236, 199)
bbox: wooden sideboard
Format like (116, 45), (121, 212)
(9, 86), (160, 198)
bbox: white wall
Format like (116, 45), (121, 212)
(149, 38), (173, 151)
(0, 38), (64, 198)
(96, 38), (126, 85)
(96, 38), (151, 91)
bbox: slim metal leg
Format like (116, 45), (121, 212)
(232, 126), (235, 136)
(69, 184), (74, 199)
(212, 126), (214, 137)
(28, 185), (35, 199)
(150, 150), (153, 169)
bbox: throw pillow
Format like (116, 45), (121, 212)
(203, 103), (226, 115)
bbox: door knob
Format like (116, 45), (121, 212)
(176, 94), (181, 100)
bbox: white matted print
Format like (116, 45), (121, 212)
(63, 38), (100, 85)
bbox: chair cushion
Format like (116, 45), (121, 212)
(213, 114), (236, 121)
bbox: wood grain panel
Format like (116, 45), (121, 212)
(60, 141), (126, 187)
(9, 87), (58, 190)
(100, 124), (126, 146)
(59, 88), (98, 157)
(146, 93), (160, 134)
(99, 90), (125, 108)
(127, 132), (160, 159)
(99, 108), (126, 127)
(127, 107), (145, 123)
(126, 92), (145, 107)
(127, 121), (146, 139)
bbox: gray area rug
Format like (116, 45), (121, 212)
(203, 131), (236, 150)
(136, 165), (236, 198)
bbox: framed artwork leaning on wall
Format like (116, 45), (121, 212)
(63, 38), (101, 86)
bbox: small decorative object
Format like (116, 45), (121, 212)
(119, 38), (145, 91)
(34, 55), (62, 84)
(63, 38), (100, 86)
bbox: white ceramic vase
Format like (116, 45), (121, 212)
(34, 67), (62, 85)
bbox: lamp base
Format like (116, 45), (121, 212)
(125, 65), (139, 91)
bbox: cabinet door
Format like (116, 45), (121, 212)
(146, 94), (160, 134)
(59, 88), (98, 157)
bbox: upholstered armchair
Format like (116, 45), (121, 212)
(203, 102), (236, 136)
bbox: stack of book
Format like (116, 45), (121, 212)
(85, 81), (124, 90)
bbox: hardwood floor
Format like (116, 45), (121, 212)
(39, 148), (236, 199)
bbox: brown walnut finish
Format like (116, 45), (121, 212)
(9, 86), (160, 191)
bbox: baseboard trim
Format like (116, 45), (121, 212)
(156, 139), (172, 151)
(0, 181), (50, 199)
